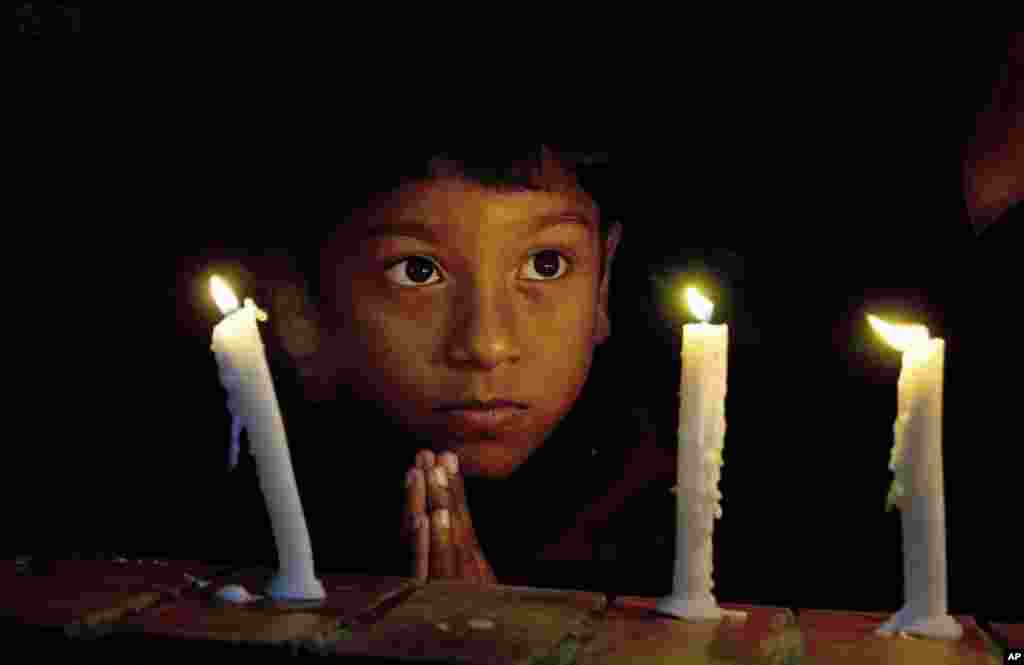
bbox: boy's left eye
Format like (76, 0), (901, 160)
(520, 250), (569, 281)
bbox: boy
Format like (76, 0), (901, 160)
(308, 145), (667, 586)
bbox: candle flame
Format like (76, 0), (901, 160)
(867, 315), (930, 351)
(210, 275), (240, 315)
(685, 287), (714, 322)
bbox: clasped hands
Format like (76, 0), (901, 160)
(402, 450), (497, 584)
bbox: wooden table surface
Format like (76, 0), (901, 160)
(2, 559), (1013, 664)
(797, 608), (1005, 665)
(576, 597), (800, 664)
(1, 558), (230, 634)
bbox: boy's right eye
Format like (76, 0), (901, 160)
(384, 256), (443, 287)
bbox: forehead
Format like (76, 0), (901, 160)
(368, 177), (600, 229)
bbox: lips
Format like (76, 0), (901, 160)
(434, 400), (529, 435)
(435, 399), (528, 411)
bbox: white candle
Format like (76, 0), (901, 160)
(210, 276), (326, 601)
(869, 315), (961, 640)
(658, 287), (738, 622)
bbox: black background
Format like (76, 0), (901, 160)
(13, 22), (1021, 622)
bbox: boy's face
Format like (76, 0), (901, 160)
(328, 177), (621, 479)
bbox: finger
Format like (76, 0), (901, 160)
(446, 458), (477, 544)
(426, 463), (451, 514)
(441, 453), (491, 583)
(413, 514), (429, 582)
(438, 451), (458, 477)
(402, 467), (427, 539)
(429, 508), (455, 579)
(416, 449), (436, 471)
(439, 452), (471, 572)
(446, 468), (488, 583)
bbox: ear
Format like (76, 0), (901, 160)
(594, 222), (623, 345)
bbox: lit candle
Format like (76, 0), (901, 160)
(868, 315), (961, 640)
(210, 275), (326, 601)
(657, 287), (739, 621)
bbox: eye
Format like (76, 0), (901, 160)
(521, 250), (570, 281)
(384, 256), (443, 287)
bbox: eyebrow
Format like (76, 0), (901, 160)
(533, 211), (594, 232)
(364, 211), (594, 242)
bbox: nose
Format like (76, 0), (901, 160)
(446, 279), (521, 370)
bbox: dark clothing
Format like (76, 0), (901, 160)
(290, 381), (676, 594)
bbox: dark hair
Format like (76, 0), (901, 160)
(331, 143), (614, 231)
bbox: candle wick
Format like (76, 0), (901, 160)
(244, 298), (269, 322)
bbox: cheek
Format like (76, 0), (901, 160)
(527, 301), (599, 413)
(337, 295), (443, 400)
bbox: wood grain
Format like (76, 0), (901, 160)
(317, 580), (607, 665)
(576, 597), (797, 664)
(1, 559), (226, 635)
(798, 608), (1002, 665)
(118, 567), (415, 646)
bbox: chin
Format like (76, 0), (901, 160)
(446, 439), (534, 479)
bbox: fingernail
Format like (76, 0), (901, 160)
(441, 453), (458, 476)
(435, 508), (450, 529)
(405, 469), (415, 488)
(419, 515), (430, 531)
(431, 465), (449, 488)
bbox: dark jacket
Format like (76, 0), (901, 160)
(287, 381), (677, 595)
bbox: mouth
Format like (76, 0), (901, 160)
(434, 400), (529, 433)
(435, 399), (528, 412)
